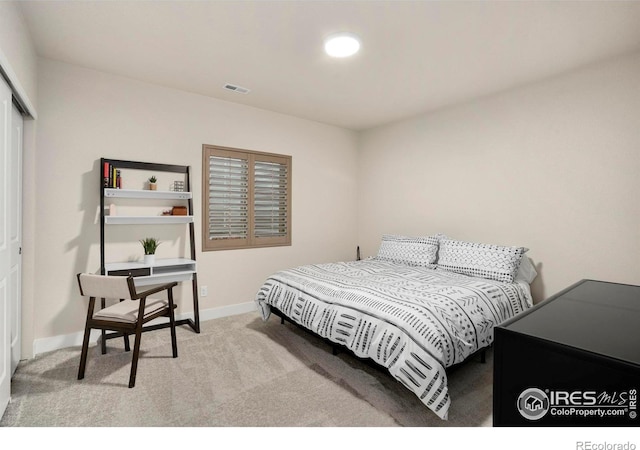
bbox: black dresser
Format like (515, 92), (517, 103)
(493, 279), (640, 426)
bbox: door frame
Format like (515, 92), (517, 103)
(0, 73), (12, 418)
(10, 103), (22, 376)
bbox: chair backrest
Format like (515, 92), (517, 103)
(77, 273), (135, 299)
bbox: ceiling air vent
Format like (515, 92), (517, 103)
(224, 83), (250, 94)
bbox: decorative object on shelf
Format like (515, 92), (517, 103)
(171, 206), (188, 216)
(140, 237), (161, 265)
(148, 176), (157, 190)
(172, 180), (185, 192)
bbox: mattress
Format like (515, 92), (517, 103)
(255, 259), (532, 419)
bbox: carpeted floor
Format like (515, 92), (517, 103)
(0, 311), (494, 427)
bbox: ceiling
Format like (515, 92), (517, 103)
(18, 0), (640, 131)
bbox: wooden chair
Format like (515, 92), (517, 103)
(76, 273), (179, 388)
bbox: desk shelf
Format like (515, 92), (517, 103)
(104, 188), (192, 200)
(105, 258), (196, 287)
(104, 215), (194, 225)
(100, 158), (200, 339)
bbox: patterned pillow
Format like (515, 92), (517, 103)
(375, 234), (439, 267)
(437, 239), (526, 283)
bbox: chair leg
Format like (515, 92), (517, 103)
(123, 333), (131, 352)
(78, 324), (92, 380)
(128, 298), (147, 388)
(78, 297), (96, 380)
(129, 327), (143, 388)
(100, 298), (107, 355)
(168, 288), (178, 358)
(119, 299), (131, 352)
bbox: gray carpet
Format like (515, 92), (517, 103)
(0, 311), (493, 427)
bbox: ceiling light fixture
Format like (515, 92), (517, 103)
(324, 32), (361, 58)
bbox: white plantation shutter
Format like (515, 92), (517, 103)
(254, 160), (288, 239)
(203, 145), (291, 251)
(208, 155), (248, 240)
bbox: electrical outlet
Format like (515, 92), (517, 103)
(200, 286), (208, 297)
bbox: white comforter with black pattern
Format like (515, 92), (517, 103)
(255, 259), (532, 420)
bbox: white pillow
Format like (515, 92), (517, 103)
(515, 256), (537, 284)
(375, 234), (439, 267)
(437, 238), (527, 283)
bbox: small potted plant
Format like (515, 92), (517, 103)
(148, 176), (157, 190)
(140, 237), (161, 265)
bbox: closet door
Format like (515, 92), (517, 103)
(0, 75), (11, 417)
(10, 104), (22, 375)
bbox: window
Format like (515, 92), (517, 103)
(202, 145), (291, 251)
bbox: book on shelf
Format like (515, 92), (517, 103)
(103, 161), (110, 187)
(103, 162), (121, 189)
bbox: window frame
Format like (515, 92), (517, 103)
(202, 144), (292, 251)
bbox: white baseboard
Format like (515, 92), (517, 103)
(32, 301), (258, 357)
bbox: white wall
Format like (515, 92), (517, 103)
(0, 1), (38, 114)
(0, 1), (38, 359)
(358, 52), (640, 303)
(33, 58), (359, 342)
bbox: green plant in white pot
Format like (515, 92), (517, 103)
(140, 237), (161, 265)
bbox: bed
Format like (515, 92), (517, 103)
(255, 235), (535, 420)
